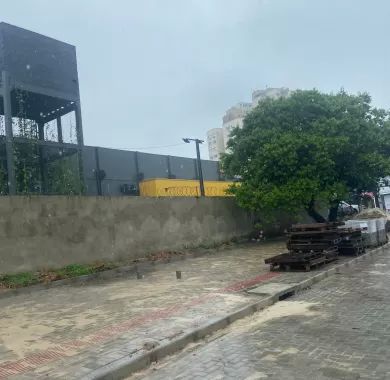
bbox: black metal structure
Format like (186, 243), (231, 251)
(0, 22), (226, 197)
(0, 22), (84, 194)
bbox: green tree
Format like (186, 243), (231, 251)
(222, 90), (390, 222)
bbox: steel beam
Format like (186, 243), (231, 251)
(74, 100), (85, 193)
(56, 116), (63, 143)
(13, 80), (77, 103)
(37, 122), (48, 193)
(40, 103), (75, 124)
(2, 71), (16, 194)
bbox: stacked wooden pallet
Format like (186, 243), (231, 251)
(265, 223), (342, 272)
(287, 223), (342, 252)
(265, 247), (338, 272)
(337, 228), (365, 256)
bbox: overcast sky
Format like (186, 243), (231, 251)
(2, 0), (390, 158)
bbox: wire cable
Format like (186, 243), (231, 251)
(120, 142), (187, 151)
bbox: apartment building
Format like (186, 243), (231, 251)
(207, 87), (290, 160)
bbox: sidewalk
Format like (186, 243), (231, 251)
(0, 240), (382, 379)
(132, 243), (390, 380)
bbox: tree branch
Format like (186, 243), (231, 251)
(306, 198), (327, 223)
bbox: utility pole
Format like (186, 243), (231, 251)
(183, 138), (205, 197)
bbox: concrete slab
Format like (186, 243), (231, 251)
(247, 282), (299, 295)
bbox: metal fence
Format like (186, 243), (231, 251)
(83, 146), (224, 196)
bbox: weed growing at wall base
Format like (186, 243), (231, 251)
(0, 272), (39, 288)
(0, 263), (115, 289)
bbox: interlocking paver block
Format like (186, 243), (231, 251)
(133, 246), (390, 380)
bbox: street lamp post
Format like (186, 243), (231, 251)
(183, 138), (205, 197)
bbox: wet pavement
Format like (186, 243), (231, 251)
(133, 246), (390, 380)
(0, 240), (374, 379)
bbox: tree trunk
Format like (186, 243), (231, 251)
(306, 198), (327, 223)
(328, 201), (339, 222)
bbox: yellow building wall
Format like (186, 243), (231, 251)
(139, 179), (235, 197)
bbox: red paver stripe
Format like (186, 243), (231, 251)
(221, 272), (280, 292)
(0, 271), (280, 379)
(0, 369), (14, 378)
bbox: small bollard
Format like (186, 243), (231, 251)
(176, 271), (182, 280)
(136, 272), (144, 280)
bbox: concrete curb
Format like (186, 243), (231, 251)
(82, 243), (388, 380)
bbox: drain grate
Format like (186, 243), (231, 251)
(278, 290), (295, 301)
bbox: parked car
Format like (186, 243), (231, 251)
(338, 201), (359, 217)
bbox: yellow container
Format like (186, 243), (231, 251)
(139, 178), (235, 197)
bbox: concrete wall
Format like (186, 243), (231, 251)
(0, 196), (253, 274)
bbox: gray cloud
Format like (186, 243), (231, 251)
(2, 0), (389, 157)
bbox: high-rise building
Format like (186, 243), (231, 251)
(222, 102), (252, 151)
(207, 87), (290, 160)
(207, 128), (225, 161)
(252, 87), (290, 107)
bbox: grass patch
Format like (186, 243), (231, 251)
(0, 262), (117, 289)
(0, 272), (39, 288)
(0, 238), (248, 290)
(56, 264), (95, 278)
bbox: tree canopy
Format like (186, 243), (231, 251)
(222, 90), (390, 221)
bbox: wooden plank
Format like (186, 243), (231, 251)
(288, 230), (340, 236)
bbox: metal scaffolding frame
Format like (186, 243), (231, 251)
(0, 71), (84, 194)
(0, 22), (85, 195)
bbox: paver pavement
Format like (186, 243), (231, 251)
(0, 239), (381, 379)
(0, 241), (286, 379)
(133, 246), (390, 380)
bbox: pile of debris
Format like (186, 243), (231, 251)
(353, 208), (389, 220)
(265, 222), (366, 272)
